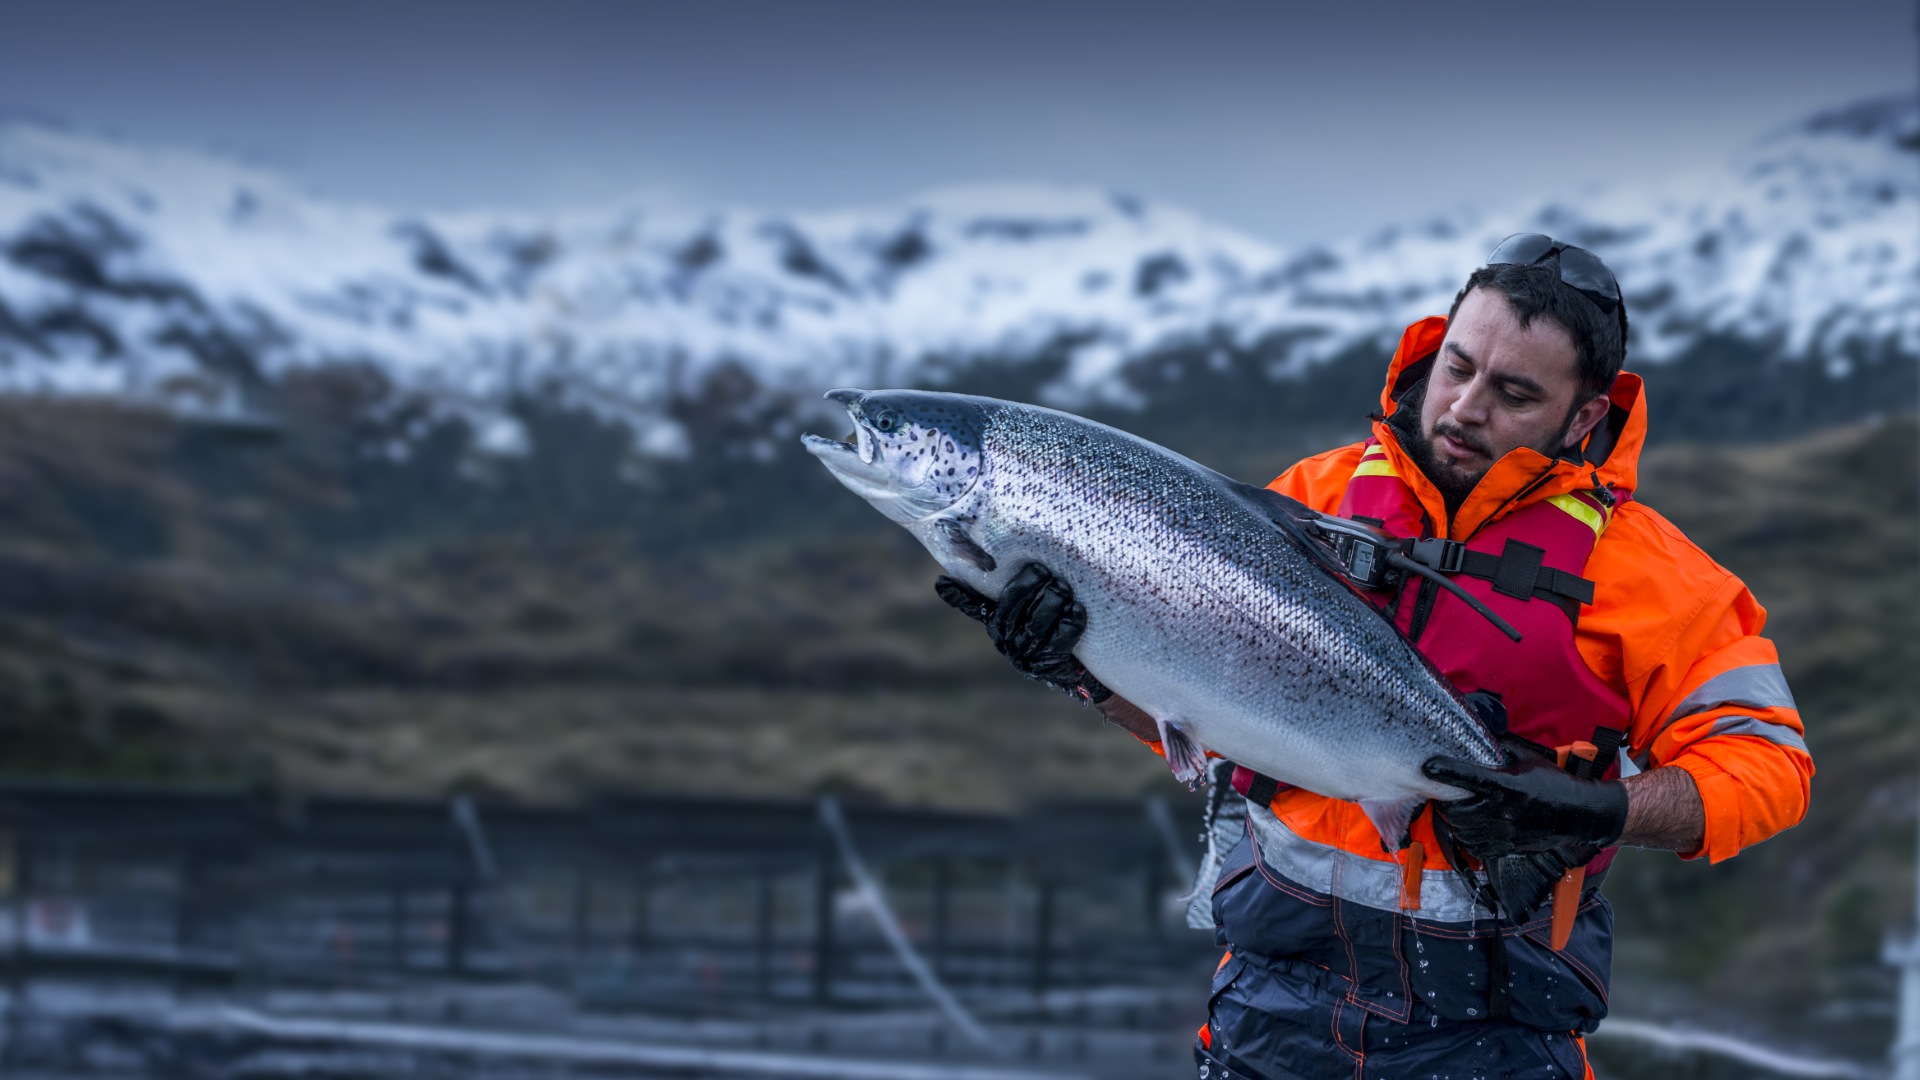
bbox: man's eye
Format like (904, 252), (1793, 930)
(1500, 391), (1530, 407)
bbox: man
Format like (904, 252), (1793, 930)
(938, 235), (1812, 1079)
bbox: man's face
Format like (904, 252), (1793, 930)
(1413, 287), (1610, 505)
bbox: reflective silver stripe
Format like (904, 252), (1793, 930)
(1662, 664), (1798, 731)
(1705, 714), (1809, 754)
(1246, 801), (1493, 922)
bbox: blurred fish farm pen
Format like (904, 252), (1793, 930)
(0, 782), (1230, 1079)
(0, 783), (1893, 1078)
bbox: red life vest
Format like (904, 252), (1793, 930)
(1337, 435), (1632, 872)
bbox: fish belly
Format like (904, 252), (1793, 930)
(1073, 606), (1457, 804)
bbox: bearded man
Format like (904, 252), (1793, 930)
(940, 235), (1812, 1079)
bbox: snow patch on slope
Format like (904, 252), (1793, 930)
(0, 96), (1914, 444)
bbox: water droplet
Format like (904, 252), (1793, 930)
(1466, 1007), (1478, 1017)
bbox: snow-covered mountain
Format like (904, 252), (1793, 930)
(0, 96), (1914, 451)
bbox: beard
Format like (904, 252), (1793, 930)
(1393, 379), (1583, 514)
(1403, 415), (1487, 511)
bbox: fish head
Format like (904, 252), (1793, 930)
(802, 388), (987, 524)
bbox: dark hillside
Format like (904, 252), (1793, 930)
(0, 356), (1910, 1052)
(1608, 414), (1918, 1052)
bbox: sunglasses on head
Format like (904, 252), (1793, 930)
(1487, 233), (1621, 317)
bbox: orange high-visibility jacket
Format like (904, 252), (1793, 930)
(1253, 316), (1812, 864)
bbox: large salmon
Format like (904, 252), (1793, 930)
(801, 388), (1503, 848)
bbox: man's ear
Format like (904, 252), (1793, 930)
(1562, 394), (1612, 452)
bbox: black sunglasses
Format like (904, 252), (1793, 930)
(1487, 233), (1621, 317)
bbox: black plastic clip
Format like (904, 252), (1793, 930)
(1306, 515), (1400, 590)
(1408, 537), (1467, 574)
(1306, 512), (1523, 644)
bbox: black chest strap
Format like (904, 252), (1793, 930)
(1404, 537), (1596, 619)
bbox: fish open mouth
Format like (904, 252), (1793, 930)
(801, 390), (877, 464)
(800, 431), (853, 457)
(800, 424), (878, 465)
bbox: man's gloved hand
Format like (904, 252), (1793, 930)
(934, 564), (1112, 704)
(1489, 848), (1585, 922)
(1422, 752), (1628, 861)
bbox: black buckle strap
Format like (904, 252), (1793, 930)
(1230, 765), (1285, 808)
(1244, 771), (1282, 808)
(1490, 541), (1544, 601)
(1540, 565), (1596, 606)
(1406, 537), (1596, 610)
(1573, 727), (1625, 780)
(1309, 516), (1522, 642)
(1407, 537), (1467, 573)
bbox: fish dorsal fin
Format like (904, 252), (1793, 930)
(1221, 476), (1352, 579)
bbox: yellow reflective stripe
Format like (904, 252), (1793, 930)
(1546, 493), (1606, 536)
(1361, 444), (1389, 459)
(1352, 459), (1398, 478)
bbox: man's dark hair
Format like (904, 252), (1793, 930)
(1444, 260), (1629, 400)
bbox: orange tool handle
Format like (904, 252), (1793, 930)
(1553, 741), (1598, 769)
(1547, 741), (1600, 951)
(1550, 866), (1584, 950)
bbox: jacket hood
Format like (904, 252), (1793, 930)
(1371, 315), (1646, 535)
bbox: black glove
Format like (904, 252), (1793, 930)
(1489, 849), (1584, 922)
(934, 564), (1112, 704)
(1422, 751), (1628, 861)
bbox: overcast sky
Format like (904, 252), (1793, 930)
(0, 0), (1911, 245)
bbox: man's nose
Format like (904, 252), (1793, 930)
(1450, 379), (1491, 426)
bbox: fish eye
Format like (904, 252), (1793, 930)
(874, 411), (898, 433)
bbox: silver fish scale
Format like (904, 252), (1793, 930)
(961, 402), (1500, 804)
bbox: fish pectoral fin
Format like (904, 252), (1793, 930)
(1358, 796), (1426, 853)
(1156, 718), (1209, 789)
(936, 517), (997, 572)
